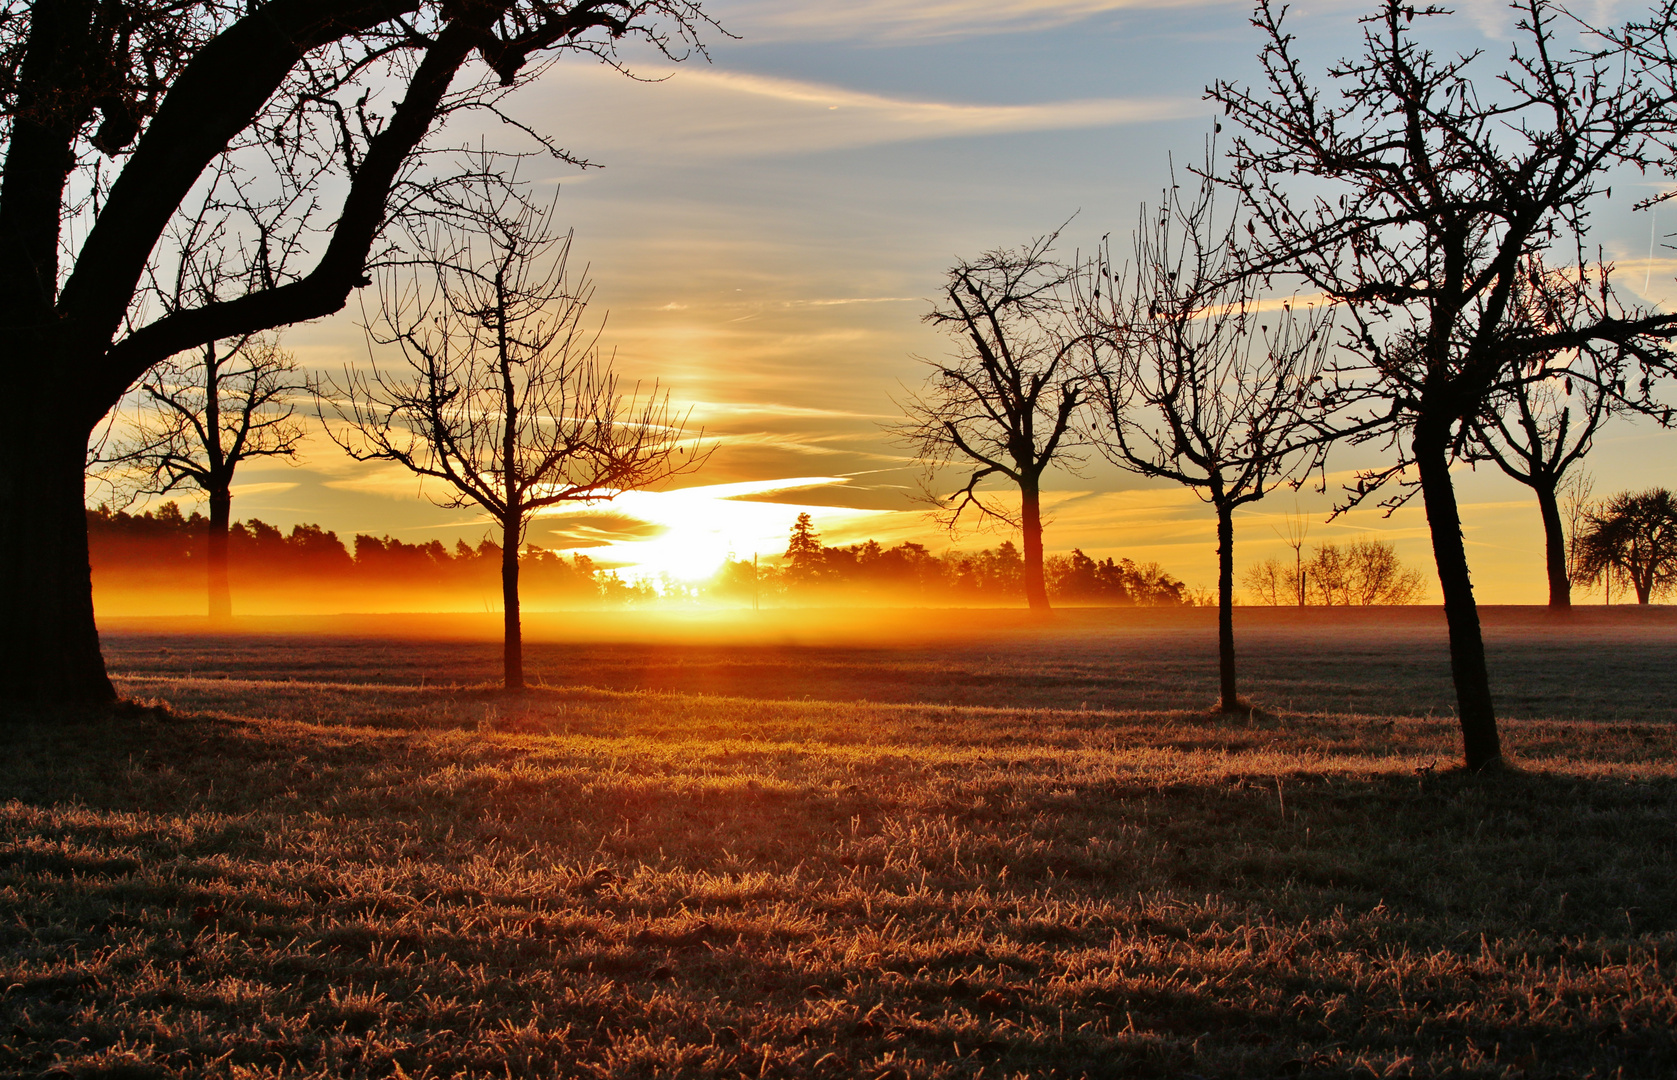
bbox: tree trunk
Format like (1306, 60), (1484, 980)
(1413, 423), (1501, 770)
(207, 483), (232, 621)
(1633, 570), (1652, 605)
(1534, 477), (1570, 609)
(0, 408), (115, 705)
(501, 518), (524, 691)
(1020, 477), (1050, 611)
(1215, 500), (1239, 712)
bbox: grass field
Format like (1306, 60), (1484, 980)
(3, 608), (1674, 1078)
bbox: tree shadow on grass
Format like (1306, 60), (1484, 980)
(0, 707), (1672, 1079)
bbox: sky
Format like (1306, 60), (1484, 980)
(148, 0), (1677, 603)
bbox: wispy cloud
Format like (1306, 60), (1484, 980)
(713, 0), (1234, 44)
(227, 481), (301, 498)
(685, 400), (892, 423)
(795, 296), (921, 307)
(1606, 254), (1677, 311)
(527, 65), (1201, 159)
(669, 476), (854, 501)
(538, 510), (667, 549)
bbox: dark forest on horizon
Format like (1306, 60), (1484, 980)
(88, 502), (1200, 608)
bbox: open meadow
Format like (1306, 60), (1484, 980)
(3, 607), (1675, 1078)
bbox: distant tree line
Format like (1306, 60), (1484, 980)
(88, 504), (655, 606)
(709, 514), (1192, 607)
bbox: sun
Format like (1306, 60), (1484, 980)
(532, 477), (892, 584)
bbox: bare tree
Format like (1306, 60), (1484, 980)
(1467, 261), (1662, 608)
(1210, 0), (1677, 769)
(325, 183), (703, 690)
(1277, 504), (1310, 607)
(1246, 535), (1426, 605)
(1304, 537), (1427, 605)
(0, 0), (716, 706)
(1242, 556), (1290, 605)
(1243, 503), (1314, 606)
(894, 233), (1085, 611)
(99, 334), (305, 619)
(1573, 488), (1677, 603)
(1082, 165), (1332, 713)
(90, 183), (311, 621)
(1559, 468), (1596, 592)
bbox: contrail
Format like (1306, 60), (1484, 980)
(1647, 206), (1658, 294)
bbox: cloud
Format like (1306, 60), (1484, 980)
(714, 0), (1608, 49)
(537, 511), (667, 549)
(1607, 254), (1677, 311)
(708, 476), (855, 500)
(712, 0), (1234, 43)
(685, 400), (893, 423)
(227, 481), (301, 497)
(795, 297), (921, 307)
(525, 64), (1201, 159)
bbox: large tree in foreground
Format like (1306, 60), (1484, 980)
(1082, 164), (1333, 713)
(1211, 0), (1677, 769)
(0, 0), (713, 706)
(326, 183), (702, 690)
(895, 233), (1085, 611)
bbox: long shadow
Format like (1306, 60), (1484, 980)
(2, 708), (1672, 1078)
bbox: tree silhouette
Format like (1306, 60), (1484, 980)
(325, 180), (704, 690)
(1466, 260), (1664, 608)
(895, 232), (1085, 611)
(0, 0), (715, 705)
(1082, 163), (1333, 712)
(784, 512), (822, 584)
(1559, 470), (1596, 591)
(1573, 488), (1677, 603)
(97, 334), (305, 619)
(1244, 537), (1426, 606)
(1210, 0), (1677, 769)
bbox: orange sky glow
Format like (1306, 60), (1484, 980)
(99, 0), (1677, 608)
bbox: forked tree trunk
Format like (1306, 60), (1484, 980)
(1215, 500), (1239, 712)
(0, 404), (115, 705)
(1020, 477), (1050, 611)
(1413, 422), (1501, 771)
(207, 483), (232, 621)
(1534, 477), (1570, 609)
(501, 517), (524, 691)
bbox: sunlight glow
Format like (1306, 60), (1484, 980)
(530, 477), (891, 583)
